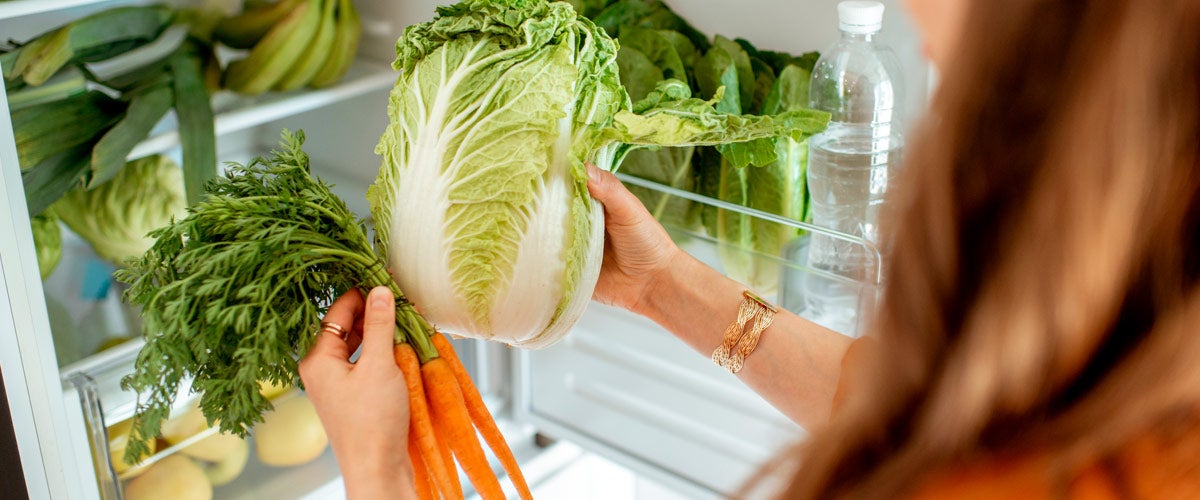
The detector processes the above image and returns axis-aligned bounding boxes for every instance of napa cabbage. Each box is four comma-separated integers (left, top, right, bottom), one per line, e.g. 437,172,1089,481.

370,0,828,348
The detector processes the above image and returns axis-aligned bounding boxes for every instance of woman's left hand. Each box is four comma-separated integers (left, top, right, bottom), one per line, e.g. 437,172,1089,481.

299,287,416,499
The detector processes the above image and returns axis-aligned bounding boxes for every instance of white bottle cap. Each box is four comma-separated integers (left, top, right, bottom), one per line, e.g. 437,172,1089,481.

838,1,885,34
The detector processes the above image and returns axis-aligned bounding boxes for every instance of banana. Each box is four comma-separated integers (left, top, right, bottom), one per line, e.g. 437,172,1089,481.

213,0,303,49
273,0,337,91
223,0,322,95
11,6,173,86
308,0,361,88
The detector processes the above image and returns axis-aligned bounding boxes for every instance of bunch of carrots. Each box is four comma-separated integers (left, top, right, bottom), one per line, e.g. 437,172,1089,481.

116,131,533,498
395,327,533,500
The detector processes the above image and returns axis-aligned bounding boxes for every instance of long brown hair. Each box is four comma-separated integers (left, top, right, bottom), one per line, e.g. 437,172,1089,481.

780,0,1200,497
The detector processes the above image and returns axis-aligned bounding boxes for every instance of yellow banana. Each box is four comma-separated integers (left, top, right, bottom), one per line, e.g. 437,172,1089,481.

308,0,361,88
273,0,337,91
223,0,322,95
213,0,303,50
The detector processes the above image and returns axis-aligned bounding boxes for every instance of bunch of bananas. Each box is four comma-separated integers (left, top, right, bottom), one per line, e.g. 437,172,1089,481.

215,0,362,95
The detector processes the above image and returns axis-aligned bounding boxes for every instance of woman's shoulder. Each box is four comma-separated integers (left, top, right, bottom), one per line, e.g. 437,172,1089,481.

906,414,1200,499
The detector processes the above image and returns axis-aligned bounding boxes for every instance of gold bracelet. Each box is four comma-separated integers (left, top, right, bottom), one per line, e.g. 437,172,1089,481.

712,291,778,374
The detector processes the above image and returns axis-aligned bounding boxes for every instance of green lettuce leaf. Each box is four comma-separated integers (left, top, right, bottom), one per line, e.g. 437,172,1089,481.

716,64,815,293
592,0,709,52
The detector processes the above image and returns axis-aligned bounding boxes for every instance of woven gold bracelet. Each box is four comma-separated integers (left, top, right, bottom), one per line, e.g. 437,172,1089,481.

712,290,778,374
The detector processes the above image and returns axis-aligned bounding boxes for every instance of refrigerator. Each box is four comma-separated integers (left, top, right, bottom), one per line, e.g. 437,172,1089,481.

0,0,930,498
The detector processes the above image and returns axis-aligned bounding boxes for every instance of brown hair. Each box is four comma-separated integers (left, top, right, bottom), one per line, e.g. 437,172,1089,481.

779,0,1200,497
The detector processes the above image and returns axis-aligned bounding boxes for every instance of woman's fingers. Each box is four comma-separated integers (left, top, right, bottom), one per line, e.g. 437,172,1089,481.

359,286,397,365
301,289,365,377
344,314,366,357
586,163,650,227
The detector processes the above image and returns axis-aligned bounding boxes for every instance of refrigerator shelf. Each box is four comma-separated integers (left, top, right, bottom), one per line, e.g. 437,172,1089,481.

127,58,398,161
0,0,128,21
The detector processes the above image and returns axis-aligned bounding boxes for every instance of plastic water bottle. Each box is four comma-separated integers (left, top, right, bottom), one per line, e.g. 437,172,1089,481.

802,0,904,334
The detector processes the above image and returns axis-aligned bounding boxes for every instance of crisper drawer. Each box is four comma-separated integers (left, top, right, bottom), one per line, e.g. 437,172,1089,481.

520,173,879,498
60,328,345,500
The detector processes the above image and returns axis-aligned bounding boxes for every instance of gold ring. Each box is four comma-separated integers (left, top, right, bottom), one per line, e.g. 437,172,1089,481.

320,322,348,341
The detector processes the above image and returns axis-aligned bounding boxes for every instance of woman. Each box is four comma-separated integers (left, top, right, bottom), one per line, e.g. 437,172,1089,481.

299,0,1200,497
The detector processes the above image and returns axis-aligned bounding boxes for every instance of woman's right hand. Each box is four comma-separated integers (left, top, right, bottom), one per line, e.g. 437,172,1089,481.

586,164,681,313
299,287,416,499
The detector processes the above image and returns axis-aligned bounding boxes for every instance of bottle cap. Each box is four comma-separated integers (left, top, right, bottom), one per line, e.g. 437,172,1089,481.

838,1,885,34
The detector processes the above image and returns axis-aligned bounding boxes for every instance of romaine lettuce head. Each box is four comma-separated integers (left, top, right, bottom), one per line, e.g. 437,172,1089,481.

371,0,828,348
55,155,187,265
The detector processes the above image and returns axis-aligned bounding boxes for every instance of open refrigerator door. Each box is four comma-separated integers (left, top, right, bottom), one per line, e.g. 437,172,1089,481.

0,0,928,498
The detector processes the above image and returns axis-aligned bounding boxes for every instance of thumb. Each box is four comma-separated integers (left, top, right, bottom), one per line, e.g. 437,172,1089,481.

359,286,397,364
586,163,650,226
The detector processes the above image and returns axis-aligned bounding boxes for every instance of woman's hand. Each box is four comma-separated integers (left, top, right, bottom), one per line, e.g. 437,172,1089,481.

586,164,682,314
299,287,416,499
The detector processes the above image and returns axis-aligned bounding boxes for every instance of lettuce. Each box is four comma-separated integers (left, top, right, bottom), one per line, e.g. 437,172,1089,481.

614,27,701,229
370,0,828,348
697,37,816,294
54,155,187,265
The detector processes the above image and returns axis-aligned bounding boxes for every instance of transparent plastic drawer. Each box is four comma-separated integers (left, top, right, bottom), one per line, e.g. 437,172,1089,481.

520,172,885,497
616,172,882,335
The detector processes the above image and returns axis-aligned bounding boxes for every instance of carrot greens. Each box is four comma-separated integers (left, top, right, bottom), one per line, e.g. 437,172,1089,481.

116,130,436,463
118,130,534,500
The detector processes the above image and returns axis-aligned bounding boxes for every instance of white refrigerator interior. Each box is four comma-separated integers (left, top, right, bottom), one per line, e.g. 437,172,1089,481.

0,0,928,498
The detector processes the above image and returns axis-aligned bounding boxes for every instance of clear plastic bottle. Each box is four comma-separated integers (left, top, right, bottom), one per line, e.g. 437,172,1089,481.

802,0,904,334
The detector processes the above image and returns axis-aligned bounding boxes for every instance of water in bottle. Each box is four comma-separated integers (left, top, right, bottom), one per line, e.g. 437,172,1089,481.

801,0,904,334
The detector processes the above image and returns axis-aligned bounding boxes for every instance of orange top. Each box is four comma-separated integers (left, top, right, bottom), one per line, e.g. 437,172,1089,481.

832,338,1200,499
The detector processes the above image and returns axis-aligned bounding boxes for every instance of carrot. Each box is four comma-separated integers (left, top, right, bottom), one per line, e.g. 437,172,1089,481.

395,343,463,500
432,333,533,500
408,433,436,500
430,409,459,496
423,357,506,500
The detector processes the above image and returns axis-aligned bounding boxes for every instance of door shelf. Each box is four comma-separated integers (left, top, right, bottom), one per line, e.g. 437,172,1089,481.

615,171,881,334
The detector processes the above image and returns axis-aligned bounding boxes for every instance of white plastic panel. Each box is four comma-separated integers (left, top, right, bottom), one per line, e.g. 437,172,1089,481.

0,53,94,500
522,304,804,497
0,255,51,499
